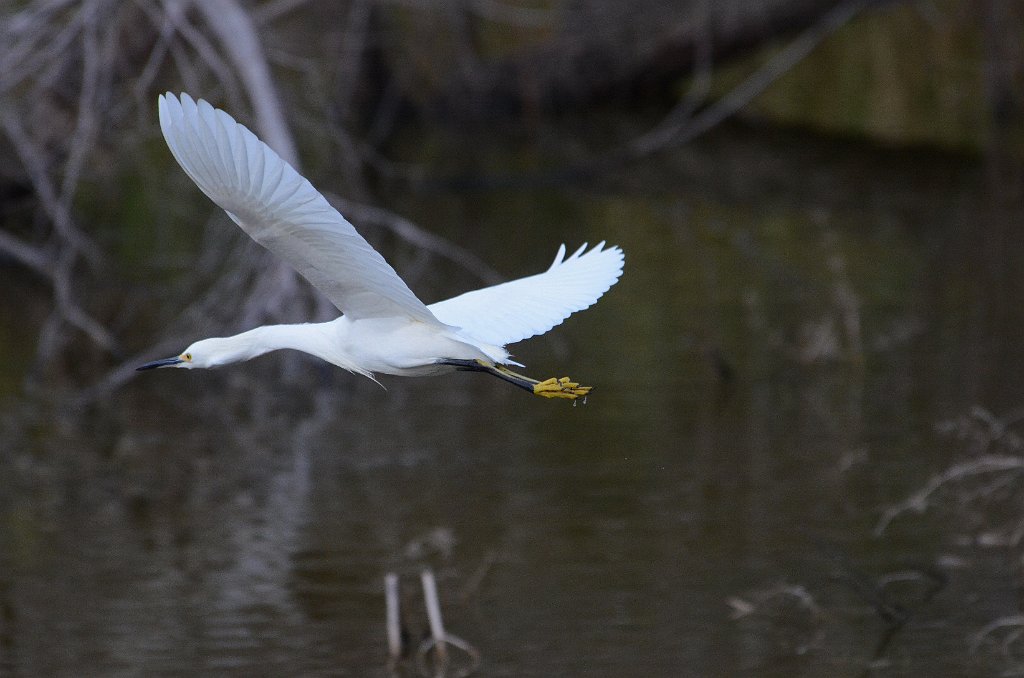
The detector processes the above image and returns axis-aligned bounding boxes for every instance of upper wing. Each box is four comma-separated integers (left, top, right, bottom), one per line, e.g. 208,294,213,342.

158,92,440,324
428,242,624,347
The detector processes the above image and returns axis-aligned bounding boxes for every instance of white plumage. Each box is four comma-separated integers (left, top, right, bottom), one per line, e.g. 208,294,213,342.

141,93,624,400
159,93,438,325
429,242,622,347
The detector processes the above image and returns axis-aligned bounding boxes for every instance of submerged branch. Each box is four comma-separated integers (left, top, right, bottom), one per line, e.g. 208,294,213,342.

874,455,1024,536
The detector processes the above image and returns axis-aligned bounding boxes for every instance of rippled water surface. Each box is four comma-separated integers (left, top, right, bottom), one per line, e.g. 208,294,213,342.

2,129,1023,676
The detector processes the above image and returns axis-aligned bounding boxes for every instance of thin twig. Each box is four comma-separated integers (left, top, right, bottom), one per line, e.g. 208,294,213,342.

457,550,497,605
59,0,102,207
133,0,179,107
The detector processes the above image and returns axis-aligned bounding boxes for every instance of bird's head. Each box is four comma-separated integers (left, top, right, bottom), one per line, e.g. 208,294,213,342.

136,338,225,371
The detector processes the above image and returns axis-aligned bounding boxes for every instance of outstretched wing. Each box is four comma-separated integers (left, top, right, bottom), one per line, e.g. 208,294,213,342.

428,243,624,347
158,92,440,324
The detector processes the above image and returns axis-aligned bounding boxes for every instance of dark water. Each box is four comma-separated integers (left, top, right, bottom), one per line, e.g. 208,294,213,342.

2,128,1023,676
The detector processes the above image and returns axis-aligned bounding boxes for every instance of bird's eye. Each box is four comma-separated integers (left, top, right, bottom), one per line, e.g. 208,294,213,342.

184,353,192,361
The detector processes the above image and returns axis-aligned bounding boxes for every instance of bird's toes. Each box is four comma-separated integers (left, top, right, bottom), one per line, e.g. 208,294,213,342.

533,376,592,400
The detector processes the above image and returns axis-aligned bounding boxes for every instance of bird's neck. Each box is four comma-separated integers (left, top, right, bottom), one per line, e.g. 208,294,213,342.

220,322,336,365
207,319,374,378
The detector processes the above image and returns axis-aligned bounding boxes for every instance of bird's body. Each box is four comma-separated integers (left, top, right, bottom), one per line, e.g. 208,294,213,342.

195,316,498,378
139,94,624,399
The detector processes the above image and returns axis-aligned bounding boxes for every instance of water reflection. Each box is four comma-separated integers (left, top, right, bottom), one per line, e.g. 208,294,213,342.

1,129,1023,676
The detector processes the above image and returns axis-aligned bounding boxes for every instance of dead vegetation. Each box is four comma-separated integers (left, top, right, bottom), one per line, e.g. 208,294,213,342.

876,406,1024,544
875,406,1024,673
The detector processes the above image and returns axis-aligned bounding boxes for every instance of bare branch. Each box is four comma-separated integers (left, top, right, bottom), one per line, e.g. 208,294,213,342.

194,0,299,166
133,0,180,107
326,193,502,284
0,230,50,276
158,0,244,109
0,112,102,264
59,0,102,208
327,0,375,196
51,246,118,352
0,1,83,96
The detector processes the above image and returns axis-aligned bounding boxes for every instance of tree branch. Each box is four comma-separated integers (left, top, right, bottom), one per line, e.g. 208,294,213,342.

193,0,299,166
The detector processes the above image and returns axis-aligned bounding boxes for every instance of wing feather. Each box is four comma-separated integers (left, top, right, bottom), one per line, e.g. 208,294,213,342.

428,243,624,347
158,92,440,324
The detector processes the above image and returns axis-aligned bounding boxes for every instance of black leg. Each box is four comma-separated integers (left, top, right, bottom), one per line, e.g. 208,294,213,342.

437,358,591,399
437,358,536,393
437,358,486,372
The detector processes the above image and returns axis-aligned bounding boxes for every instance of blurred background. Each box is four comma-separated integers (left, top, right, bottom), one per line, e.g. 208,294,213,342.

2,0,1024,675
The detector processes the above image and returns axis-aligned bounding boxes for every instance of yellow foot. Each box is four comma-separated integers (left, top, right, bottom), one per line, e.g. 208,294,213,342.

532,376,592,400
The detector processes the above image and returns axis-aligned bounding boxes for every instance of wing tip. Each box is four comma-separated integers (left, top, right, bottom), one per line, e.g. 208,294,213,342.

548,243,567,271
551,240,625,280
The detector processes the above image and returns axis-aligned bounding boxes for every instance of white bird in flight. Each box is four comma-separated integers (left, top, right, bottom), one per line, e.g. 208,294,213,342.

138,93,623,400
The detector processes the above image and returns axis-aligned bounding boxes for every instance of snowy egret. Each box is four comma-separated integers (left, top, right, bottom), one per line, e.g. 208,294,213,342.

137,93,624,400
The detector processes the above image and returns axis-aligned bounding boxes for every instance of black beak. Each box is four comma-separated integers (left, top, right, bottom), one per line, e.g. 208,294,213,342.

136,356,184,371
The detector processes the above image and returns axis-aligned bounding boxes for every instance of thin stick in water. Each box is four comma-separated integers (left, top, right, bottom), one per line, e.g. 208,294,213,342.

421,568,448,666
385,572,402,660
